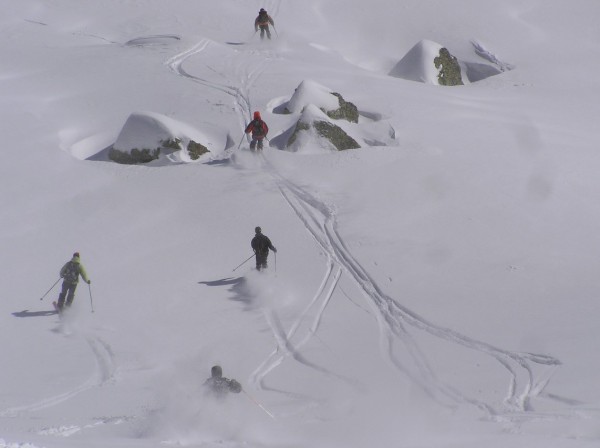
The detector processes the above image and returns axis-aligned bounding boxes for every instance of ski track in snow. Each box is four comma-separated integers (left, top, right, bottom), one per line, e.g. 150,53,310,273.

162,2,581,426
165,37,274,139
250,262,364,398
0,331,116,417
163,15,360,407
258,153,571,423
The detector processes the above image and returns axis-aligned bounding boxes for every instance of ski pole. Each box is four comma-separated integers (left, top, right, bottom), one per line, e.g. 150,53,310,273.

88,283,94,313
273,25,279,37
237,134,246,149
233,253,255,272
243,390,276,420
40,278,61,301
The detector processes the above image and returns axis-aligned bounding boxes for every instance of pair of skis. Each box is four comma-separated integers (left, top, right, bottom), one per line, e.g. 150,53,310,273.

39,278,95,314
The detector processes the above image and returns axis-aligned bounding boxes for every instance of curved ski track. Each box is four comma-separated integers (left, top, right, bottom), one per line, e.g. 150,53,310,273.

163,15,361,406
165,38,272,138
164,3,574,425
259,155,569,423
0,333,116,417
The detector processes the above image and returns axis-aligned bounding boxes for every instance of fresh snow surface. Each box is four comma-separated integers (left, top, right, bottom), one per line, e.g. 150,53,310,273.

389,39,445,84
2,1,600,447
281,79,340,115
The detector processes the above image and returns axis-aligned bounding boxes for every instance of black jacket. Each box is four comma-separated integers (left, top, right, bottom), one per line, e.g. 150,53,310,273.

251,233,275,255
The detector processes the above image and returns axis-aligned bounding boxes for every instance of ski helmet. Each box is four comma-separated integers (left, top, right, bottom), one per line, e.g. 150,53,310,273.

253,111,261,120
260,8,266,13
211,365,222,378
73,252,80,258
255,226,262,234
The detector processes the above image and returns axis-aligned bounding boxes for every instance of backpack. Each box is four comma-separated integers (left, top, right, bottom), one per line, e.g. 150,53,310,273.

63,261,80,283
251,119,265,136
258,12,269,25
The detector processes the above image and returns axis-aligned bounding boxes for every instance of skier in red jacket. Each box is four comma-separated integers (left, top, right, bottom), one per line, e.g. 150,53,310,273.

244,111,269,150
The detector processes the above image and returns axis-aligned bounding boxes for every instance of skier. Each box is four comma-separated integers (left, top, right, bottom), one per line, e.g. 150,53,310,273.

251,226,277,271
203,365,242,398
56,252,91,312
244,111,269,150
254,8,275,40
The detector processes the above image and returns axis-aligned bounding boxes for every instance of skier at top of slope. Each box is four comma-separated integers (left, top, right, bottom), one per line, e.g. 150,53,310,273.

255,8,275,40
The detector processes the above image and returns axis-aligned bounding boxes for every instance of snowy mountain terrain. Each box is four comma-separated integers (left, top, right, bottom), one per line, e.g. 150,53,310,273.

2,1,600,447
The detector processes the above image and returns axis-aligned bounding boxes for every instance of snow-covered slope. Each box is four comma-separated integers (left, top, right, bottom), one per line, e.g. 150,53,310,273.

2,1,600,447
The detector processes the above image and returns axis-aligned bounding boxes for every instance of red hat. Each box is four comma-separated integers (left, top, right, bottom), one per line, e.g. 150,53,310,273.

253,111,261,120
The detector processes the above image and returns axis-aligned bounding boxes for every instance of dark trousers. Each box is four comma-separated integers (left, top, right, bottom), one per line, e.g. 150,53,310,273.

255,252,269,270
250,137,264,150
259,25,271,40
57,281,77,309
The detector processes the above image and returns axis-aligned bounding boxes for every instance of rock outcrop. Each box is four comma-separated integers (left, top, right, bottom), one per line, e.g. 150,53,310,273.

282,80,358,123
108,112,214,164
434,47,464,86
286,105,360,151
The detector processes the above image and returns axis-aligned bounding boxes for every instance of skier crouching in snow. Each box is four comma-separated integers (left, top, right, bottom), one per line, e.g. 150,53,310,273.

244,111,269,150
203,365,242,398
255,8,275,40
251,226,277,271
56,252,91,312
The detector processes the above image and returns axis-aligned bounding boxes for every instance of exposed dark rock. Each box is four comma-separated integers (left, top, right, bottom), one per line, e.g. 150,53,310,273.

324,93,359,123
187,140,209,160
434,48,464,86
161,138,182,150
313,121,360,150
108,147,161,164
287,115,360,151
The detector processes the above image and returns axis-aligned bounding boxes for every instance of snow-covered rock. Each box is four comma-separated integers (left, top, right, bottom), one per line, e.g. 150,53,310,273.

390,39,505,85
110,112,229,164
388,39,445,85
286,104,360,152
280,80,358,122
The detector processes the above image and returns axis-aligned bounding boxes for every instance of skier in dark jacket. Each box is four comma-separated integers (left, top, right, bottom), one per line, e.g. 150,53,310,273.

203,365,242,398
244,111,269,150
56,252,91,311
254,8,275,40
251,226,277,271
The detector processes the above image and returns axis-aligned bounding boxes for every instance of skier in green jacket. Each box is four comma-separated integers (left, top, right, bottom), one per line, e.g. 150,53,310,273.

56,252,90,312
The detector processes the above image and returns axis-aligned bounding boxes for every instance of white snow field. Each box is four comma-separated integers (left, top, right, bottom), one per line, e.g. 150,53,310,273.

2,1,600,447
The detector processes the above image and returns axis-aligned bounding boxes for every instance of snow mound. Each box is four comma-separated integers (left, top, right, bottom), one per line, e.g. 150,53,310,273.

390,39,507,85
111,112,230,164
389,39,444,85
286,104,360,153
281,79,340,114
